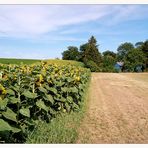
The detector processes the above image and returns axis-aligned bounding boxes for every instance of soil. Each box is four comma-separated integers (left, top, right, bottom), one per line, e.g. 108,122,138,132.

77,73,148,144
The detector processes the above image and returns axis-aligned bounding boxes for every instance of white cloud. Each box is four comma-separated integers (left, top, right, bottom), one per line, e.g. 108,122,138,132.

0,5,148,40
0,5,111,38
104,5,148,26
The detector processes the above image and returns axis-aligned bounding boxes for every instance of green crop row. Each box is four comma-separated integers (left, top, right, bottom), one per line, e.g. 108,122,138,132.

0,58,41,65
0,62,90,143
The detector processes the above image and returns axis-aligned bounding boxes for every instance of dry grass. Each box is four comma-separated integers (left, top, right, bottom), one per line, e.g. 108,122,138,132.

77,73,148,144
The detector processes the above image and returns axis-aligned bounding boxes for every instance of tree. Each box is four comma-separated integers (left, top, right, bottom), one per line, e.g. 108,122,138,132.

101,50,116,72
135,40,148,70
124,48,146,72
62,46,79,60
102,50,116,58
141,40,148,54
135,42,143,48
141,40,148,69
79,36,102,66
117,42,134,61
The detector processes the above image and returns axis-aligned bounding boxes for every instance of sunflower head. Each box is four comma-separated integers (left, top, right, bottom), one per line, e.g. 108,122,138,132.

0,84,7,96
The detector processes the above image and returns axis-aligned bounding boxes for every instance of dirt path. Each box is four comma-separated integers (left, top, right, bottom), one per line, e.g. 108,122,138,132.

77,73,148,144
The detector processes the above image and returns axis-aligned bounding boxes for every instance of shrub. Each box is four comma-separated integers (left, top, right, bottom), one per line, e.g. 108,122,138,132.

84,60,100,72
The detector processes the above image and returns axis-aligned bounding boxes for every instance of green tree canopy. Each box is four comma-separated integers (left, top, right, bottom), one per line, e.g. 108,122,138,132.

117,42,134,60
135,41,143,48
102,50,116,58
101,50,116,72
80,36,102,66
135,40,148,69
124,48,146,71
62,46,79,61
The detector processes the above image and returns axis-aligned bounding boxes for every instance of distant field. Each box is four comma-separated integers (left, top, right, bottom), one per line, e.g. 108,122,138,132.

45,59,85,67
0,58,85,67
0,58,41,65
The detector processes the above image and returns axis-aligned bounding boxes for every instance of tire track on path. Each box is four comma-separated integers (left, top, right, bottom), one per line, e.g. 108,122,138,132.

77,73,148,143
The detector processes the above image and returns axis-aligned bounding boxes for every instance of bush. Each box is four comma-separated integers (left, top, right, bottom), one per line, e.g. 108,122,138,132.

84,60,101,72
101,66,117,73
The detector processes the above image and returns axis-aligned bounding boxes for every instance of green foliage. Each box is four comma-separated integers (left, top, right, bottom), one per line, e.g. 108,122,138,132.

101,51,116,72
0,62,90,143
44,59,85,67
2,107,17,122
135,42,143,48
0,58,40,65
84,60,100,72
116,41,147,72
61,36,102,72
20,108,30,118
117,42,134,60
0,119,12,131
102,50,116,58
80,36,102,66
61,36,147,73
62,46,80,61
124,48,146,72
26,80,90,144
141,40,148,70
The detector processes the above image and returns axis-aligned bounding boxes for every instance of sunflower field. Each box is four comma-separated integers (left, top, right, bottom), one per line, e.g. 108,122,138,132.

0,61,90,143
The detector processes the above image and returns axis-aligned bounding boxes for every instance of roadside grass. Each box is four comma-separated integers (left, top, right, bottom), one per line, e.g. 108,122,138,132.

26,79,90,144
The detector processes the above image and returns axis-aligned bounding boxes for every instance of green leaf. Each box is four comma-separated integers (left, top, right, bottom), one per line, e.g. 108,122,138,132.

79,91,83,96
20,124,27,133
0,98,8,110
11,85,19,92
38,86,48,93
44,84,50,90
0,119,12,131
24,120,35,126
48,87,57,94
9,97,20,104
19,108,30,117
61,87,68,92
67,96,73,103
71,87,78,93
2,107,17,122
73,103,79,109
43,94,54,104
54,97,66,102
65,103,70,112
23,91,37,99
67,77,73,82
60,97,66,102
79,84,84,90
7,89,15,96
56,81,65,87
36,100,48,112
11,126,21,133
49,108,56,115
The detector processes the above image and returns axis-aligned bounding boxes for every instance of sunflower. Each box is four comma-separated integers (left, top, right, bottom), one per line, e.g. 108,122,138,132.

0,84,6,96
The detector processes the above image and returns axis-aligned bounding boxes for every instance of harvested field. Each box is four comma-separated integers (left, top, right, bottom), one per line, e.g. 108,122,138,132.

77,73,148,144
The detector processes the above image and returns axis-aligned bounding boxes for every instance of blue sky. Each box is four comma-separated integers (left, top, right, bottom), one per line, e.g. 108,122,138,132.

0,5,148,59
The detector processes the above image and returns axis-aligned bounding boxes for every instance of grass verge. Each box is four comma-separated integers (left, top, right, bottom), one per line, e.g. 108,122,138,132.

26,79,91,144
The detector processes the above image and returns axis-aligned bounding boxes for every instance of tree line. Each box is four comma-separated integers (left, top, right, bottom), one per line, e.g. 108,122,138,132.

62,36,148,72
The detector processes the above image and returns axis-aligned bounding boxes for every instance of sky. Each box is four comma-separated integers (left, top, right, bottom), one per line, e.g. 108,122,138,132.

0,5,148,59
